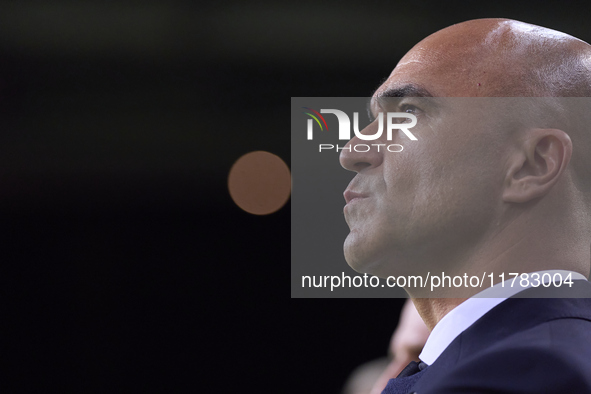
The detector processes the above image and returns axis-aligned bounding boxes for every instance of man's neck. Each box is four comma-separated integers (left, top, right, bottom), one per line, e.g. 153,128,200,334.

405,205,590,329
411,297,466,331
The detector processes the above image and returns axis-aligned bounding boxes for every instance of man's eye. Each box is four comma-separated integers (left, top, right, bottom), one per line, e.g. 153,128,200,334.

396,104,421,124
400,104,420,114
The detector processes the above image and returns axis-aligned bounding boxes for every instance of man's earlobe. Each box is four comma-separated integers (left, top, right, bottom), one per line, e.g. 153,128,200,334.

502,129,572,204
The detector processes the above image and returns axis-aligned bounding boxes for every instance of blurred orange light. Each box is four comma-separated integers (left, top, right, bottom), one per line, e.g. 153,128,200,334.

228,151,291,215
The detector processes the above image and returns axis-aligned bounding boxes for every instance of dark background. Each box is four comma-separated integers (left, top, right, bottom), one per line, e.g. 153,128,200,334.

3,1,591,392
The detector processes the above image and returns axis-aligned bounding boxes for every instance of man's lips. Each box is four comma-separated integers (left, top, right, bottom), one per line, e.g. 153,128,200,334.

344,190,369,205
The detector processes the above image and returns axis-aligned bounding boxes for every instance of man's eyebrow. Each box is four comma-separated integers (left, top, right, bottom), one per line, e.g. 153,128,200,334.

375,84,434,98
367,84,434,120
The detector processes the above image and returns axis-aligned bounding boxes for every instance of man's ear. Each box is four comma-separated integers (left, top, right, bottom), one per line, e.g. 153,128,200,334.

503,129,572,204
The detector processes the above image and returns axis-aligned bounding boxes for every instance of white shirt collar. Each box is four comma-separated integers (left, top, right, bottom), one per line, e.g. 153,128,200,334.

418,270,587,365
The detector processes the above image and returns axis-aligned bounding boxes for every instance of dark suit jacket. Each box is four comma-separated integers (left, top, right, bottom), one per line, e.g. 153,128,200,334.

383,280,591,393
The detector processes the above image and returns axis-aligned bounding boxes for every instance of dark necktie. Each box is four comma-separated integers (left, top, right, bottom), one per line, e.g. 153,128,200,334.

396,360,429,378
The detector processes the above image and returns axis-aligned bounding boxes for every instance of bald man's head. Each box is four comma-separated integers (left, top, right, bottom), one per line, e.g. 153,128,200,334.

376,18,591,198
379,18,591,97
341,19,591,281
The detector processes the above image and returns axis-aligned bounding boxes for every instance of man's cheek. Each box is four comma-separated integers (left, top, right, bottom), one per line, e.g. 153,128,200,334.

384,156,421,190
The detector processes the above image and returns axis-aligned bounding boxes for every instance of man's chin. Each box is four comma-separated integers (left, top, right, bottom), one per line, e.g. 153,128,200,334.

344,236,418,279
344,236,383,276
343,234,362,270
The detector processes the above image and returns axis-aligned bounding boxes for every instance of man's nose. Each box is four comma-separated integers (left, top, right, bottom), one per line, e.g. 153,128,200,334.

339,123,384,173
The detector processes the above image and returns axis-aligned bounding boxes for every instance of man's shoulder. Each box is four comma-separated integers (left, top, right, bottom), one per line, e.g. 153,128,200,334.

414,295,591,393
458,295,591,386
429,337,591,393
477,316,591,371
487,313,591,352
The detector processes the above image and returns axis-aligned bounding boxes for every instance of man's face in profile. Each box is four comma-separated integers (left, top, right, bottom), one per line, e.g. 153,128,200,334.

339,27,516,278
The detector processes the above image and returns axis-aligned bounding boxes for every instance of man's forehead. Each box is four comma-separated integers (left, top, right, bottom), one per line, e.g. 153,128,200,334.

372,69,464,99
372,44,480,98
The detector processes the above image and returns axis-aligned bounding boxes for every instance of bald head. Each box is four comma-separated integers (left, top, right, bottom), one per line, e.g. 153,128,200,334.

378,18,591,97
375,18,591,198
342,19,591,282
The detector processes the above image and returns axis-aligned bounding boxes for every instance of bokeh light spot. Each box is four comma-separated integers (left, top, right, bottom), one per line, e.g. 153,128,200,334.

228,151,291,215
